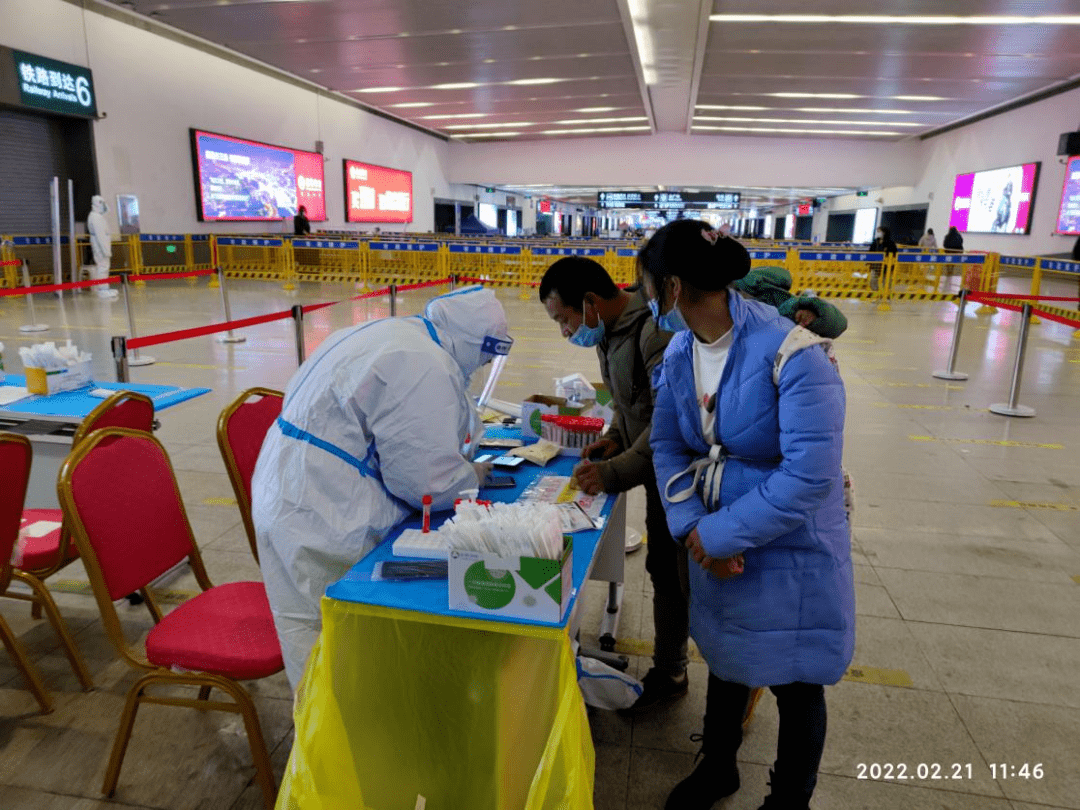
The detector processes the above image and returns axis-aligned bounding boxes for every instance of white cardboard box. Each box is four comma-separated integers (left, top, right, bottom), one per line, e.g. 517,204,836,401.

448,535,572,623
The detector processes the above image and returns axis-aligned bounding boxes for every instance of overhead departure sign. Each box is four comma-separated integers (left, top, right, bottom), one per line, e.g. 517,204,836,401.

11,49,96,118
597,190,741,210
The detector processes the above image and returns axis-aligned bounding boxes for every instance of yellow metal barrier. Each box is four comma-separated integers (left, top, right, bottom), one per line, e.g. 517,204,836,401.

367,239,443,286
448,243,527,288
291,237,366,286
215,236,289,281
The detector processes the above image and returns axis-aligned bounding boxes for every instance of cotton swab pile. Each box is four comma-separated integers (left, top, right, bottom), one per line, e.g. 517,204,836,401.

540,415,605,449
442,500,565,560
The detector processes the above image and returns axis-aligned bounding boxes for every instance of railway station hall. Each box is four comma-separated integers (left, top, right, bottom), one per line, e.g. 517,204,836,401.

1,2,1079,809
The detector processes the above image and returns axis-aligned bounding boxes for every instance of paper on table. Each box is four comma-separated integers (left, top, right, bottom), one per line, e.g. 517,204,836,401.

0,386,32,406
522,475,608,524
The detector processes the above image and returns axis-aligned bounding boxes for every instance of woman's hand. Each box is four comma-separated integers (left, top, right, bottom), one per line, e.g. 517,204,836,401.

686,528,745,579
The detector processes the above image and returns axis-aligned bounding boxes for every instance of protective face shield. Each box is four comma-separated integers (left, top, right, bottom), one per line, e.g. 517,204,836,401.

424,286,513,379
91,195,107,214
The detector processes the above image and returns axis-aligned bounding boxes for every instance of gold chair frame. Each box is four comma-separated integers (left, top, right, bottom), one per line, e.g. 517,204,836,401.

58,428,277,809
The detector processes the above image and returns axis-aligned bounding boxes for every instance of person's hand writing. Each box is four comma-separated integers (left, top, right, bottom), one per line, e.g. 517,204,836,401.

582,437,620,461
572,460,606,496
793,308,818,328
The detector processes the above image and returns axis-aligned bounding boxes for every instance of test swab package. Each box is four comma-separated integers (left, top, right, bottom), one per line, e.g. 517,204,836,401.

445,501,573,622
20,340,92,394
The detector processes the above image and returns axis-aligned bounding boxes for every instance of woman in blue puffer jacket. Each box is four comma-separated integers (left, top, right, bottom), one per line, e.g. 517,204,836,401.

641,220,854,810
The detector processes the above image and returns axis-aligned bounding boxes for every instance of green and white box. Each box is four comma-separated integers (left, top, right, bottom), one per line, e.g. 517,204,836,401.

520,395,589,439
448,535,573,623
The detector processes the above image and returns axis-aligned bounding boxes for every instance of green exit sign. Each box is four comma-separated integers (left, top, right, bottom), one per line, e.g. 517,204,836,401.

856,190,869,197
485,187,495,193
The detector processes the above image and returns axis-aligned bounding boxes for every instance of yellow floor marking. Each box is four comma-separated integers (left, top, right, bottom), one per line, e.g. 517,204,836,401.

873,402,953,410
203,496,238,506
496,380,523,387
867,380,965,390
989,500,1077,511
52,580,197,604
613,636,911,686
910,435,1063,449
1072,575,1080,585
844,666,914,688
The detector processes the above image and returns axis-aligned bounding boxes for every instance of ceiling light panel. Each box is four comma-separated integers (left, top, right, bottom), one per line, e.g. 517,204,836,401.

709,14,1080,26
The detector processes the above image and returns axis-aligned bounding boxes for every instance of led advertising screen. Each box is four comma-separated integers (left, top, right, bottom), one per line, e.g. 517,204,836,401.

1054,155,1080,235
948,162,1039,234
344,160,413,223
190,129,325,222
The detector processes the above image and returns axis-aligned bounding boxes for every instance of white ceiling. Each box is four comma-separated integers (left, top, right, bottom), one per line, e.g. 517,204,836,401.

101,0,1080,206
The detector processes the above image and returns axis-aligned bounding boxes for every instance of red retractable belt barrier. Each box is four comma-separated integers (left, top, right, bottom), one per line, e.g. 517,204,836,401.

0,277,111,297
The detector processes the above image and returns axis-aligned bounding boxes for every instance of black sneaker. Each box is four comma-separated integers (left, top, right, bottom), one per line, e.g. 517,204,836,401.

618,667,688,717
665,756,740,810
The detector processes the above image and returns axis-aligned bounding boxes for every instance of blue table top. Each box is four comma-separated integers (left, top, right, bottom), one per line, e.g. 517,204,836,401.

0,374,211,417
326,428,612,630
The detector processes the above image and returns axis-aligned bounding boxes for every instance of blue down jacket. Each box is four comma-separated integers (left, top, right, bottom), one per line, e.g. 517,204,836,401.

650,291,854,687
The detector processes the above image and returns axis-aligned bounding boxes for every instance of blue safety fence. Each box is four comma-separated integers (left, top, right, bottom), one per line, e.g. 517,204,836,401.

369,241,440,252
293,239,361,250
448,244,524,255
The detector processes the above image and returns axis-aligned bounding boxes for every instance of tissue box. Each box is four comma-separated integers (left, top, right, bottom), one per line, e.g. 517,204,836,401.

25,360,92,395
521,395,590,439
448,535,572,622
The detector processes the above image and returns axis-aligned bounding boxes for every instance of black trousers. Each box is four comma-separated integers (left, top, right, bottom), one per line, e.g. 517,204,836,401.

704,674,827,800
643,476,690,676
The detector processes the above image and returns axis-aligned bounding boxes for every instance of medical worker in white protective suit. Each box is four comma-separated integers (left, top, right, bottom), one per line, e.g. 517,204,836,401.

86,195,118,299
252,286,513,688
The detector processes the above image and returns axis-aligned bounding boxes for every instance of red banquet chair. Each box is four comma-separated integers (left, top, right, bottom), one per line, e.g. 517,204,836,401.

19,390,156,620
58,427,282,809
1,433,95,710
216,387,284,563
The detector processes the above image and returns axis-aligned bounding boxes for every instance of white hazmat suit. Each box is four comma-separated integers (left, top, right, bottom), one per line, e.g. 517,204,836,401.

252,287,513,688
86,195,118,299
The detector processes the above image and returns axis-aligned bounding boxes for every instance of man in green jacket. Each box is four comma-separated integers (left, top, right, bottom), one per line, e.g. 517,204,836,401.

540,257,689,714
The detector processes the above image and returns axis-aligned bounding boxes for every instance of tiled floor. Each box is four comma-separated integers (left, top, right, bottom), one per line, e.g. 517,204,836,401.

1,271,1079,809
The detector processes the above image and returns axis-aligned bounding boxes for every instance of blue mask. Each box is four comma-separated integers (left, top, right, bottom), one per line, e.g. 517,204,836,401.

658,304,689,333
647,298,660,321
569,319,604,347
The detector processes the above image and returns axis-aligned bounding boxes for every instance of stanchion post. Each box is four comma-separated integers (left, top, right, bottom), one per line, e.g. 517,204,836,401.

389,283,397,316
449,273,457,291
111,335,130,383
216,266,246,343
1028,259,1043,325
18,260,49,333
932,289,970,381
990,302,1036,417
121,273,155,367
291,304,305,365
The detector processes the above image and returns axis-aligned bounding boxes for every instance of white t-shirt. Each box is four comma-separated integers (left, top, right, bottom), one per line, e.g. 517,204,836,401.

693,328,733,444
